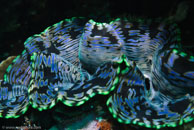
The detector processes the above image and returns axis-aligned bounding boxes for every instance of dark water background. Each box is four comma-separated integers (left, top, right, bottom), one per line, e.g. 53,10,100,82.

0,0,194,130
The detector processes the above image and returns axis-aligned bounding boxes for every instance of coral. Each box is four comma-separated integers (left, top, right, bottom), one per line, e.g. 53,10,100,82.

97,120,112,130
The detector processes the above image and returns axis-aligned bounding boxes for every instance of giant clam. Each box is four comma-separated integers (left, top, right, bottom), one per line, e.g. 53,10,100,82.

0,17,194,129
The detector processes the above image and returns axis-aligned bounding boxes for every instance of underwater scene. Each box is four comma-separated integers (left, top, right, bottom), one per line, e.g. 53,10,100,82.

0,0,194,130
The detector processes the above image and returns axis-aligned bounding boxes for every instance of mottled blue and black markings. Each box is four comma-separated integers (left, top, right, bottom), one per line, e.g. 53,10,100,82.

4,50,31,86
0,17,194,129
152,45,194,99
107,58,194,128
0,81,28,118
